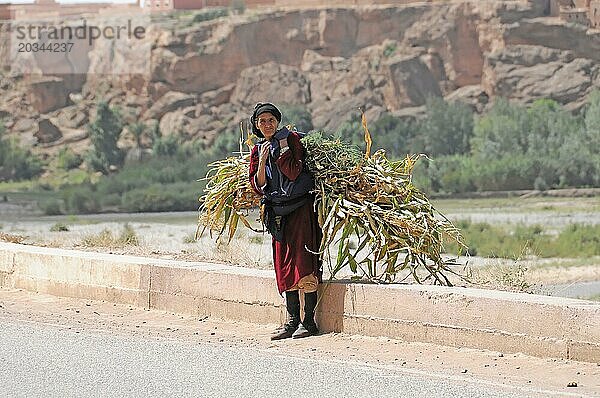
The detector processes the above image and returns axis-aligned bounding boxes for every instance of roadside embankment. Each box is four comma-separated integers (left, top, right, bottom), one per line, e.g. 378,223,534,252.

0,242,598,363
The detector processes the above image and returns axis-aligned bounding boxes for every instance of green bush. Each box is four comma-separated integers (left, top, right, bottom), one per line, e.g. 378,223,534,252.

0,122,44,181
335,113,365,147
231,0,245,14
417,97,474,156
550,224,600,257
56,147,82,170
152,133,180,157
85,101,124,174
470,155,539,191
42,200,63,216
445,221,600,259
62,185,101,214
50,222,69,232
128,121,146,150
471,98,529,160
55,141,215,214
445,221,543,259
383,42,397,57
100,193,122,208
192,7,228,23
370,113,415,159
414,155,476,194
469,97,598,190
121,182,200,212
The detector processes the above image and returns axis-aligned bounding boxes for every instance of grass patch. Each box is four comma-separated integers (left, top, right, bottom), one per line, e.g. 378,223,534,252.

470,261,531,292
446,221,600,259
0,232,27,244
183,232,196,244
445,221,540,259
550,224,600,257
81,224,139,247
586,294,600,302
433,197,600,214
527,257,600,270
0,180,36,192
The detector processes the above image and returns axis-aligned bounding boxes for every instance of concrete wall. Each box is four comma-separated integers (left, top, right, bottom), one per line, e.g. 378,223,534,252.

1,242,599,363
591,0,600,27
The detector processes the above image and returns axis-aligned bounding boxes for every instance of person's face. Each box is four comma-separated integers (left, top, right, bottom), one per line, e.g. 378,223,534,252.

256,112,278,139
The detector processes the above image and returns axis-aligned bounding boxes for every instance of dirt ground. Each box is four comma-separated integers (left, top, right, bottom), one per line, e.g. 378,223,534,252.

1,288,598,397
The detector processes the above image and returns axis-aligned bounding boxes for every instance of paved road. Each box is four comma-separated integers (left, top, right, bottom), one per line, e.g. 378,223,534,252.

0,319,529,398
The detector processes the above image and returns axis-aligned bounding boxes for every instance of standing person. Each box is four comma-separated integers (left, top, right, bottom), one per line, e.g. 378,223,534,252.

248,102,322,340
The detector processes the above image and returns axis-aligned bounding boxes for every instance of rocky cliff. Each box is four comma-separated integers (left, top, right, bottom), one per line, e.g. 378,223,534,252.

1,0,600,160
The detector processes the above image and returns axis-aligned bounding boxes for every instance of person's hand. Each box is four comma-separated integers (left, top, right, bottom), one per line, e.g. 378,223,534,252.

259,142,271,166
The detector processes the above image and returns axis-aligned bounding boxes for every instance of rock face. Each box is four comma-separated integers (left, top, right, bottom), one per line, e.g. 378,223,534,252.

483,45,600,109
301,47,387,131
143,91,197,120
2,1,600,158
386,51,442,108
231,62,311,107
35,119,62,144
53,106,88,130
28,78,72,114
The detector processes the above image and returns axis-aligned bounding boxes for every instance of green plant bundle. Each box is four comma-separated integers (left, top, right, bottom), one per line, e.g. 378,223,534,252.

196,153,260,242
198,118,467,285
301,131,465,285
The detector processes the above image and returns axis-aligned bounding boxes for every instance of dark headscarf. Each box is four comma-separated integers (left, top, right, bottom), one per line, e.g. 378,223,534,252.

250,102,282,138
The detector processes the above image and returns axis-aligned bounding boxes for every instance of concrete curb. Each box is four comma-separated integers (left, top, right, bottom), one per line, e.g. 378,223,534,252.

1,242,598,363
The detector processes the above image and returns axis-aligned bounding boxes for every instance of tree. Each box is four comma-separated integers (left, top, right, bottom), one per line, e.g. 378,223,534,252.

524,99,582,188
127,121,147,162
369,113,416,159
152,134,180,157
335,112,364,147
279,104,314,133
85,101,124,174
584,89,600,151
556,90,600,187
0,120,44,181
129,122,146,150
231,0,245,14
418,97,474,157
471,98,529,160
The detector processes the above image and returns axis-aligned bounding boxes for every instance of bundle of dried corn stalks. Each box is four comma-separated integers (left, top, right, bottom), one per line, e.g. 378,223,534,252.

196,141,259,242
198,117,467,285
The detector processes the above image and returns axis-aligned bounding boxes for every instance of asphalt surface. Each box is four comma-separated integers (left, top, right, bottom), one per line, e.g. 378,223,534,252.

0,319,530,398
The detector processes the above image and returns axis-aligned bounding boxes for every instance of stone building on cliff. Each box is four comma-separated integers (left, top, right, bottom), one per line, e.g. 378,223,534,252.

0,0,140,20
549,0,600,28
143,0,447,12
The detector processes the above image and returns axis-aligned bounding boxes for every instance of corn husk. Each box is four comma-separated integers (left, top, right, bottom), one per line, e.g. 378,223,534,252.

198,117,467,285
196,125,261,242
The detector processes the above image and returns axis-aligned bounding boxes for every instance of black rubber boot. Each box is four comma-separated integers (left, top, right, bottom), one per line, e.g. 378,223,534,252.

271,290,300,340
292,291,319,339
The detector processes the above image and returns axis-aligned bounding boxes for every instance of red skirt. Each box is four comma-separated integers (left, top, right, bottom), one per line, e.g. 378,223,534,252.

271,198,323,294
